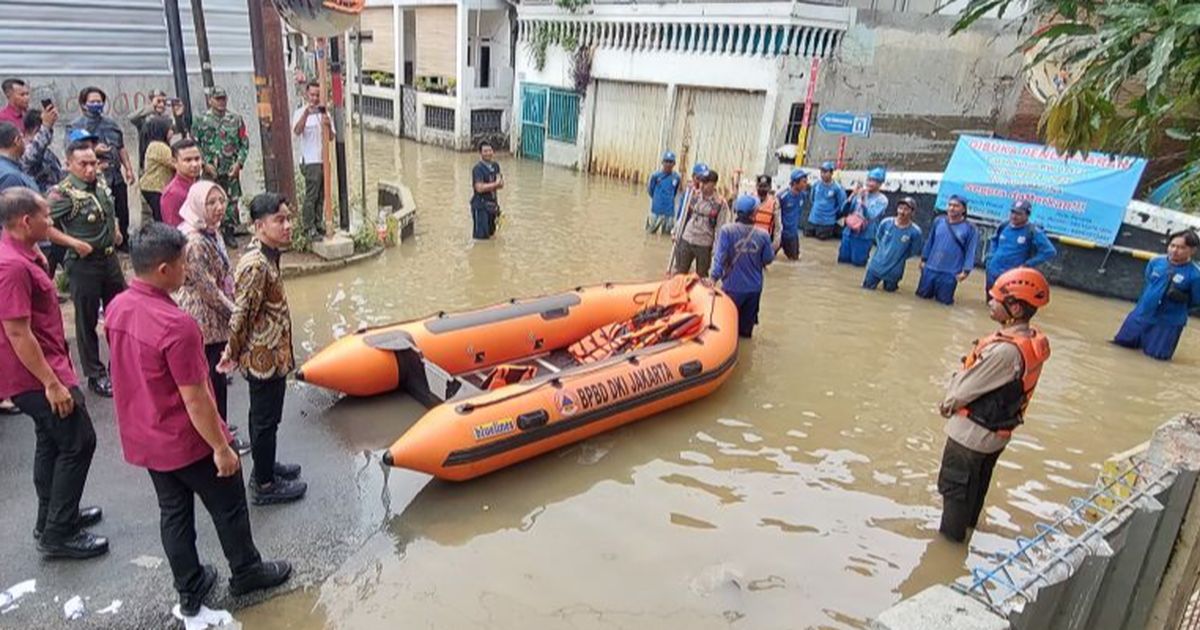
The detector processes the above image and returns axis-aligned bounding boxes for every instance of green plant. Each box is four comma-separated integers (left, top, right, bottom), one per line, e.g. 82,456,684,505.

554,0,588,12
528,23,581,72
351,217,380,253
290,168,311,253
950,0,1200,209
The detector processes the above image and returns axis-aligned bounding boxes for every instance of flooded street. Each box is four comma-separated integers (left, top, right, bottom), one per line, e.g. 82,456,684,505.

240,134,1200,629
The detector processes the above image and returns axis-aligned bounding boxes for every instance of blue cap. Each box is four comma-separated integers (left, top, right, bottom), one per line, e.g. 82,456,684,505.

68,129,98,143
820,161,836,172
867,167,887,183
662,150,677,163
1011,199,1032,214
733,194,758,215
948,194,968,209
790,169,808,183
692,162,710,177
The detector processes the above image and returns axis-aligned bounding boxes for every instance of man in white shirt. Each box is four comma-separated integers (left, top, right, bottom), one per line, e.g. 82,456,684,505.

291,81,332,241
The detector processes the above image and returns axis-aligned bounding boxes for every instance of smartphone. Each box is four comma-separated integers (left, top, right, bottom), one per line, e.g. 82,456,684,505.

317,105,327,114
41,98,53,109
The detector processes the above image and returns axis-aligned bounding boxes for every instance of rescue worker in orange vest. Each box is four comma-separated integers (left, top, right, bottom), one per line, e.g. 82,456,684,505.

936,267,1051,542
751,175,782,253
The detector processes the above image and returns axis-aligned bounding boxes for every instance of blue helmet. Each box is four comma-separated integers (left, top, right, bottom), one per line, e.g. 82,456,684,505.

662,150,677,163
790,169,808,183
68,129,99,143
820,161,837,172
867,167,887,183
692,162,710,177
1011,199,1032,214
733,194,759,216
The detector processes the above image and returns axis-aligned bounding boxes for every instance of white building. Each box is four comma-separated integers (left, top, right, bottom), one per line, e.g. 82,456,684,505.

511,1,854,184
350,0,515,150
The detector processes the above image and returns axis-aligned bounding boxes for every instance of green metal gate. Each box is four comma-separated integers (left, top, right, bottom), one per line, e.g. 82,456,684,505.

521,84,547,160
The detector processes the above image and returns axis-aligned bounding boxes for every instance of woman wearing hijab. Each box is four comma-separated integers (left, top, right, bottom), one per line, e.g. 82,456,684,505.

174,181,247,452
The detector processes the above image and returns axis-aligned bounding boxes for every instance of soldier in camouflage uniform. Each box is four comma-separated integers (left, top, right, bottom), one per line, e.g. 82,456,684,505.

49,143,127,398
193,87,248,249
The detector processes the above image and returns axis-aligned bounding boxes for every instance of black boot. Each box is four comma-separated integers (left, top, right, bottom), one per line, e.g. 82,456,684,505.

38,530,109,560
229,560,292,597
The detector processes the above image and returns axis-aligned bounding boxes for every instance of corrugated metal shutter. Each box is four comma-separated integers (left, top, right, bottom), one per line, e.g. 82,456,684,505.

0,0,251,75
668,86,765,187
359,6,395,73
588,79,667,182
415,6,457,79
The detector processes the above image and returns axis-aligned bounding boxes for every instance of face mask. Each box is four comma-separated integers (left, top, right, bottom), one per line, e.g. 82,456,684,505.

85,103,104,116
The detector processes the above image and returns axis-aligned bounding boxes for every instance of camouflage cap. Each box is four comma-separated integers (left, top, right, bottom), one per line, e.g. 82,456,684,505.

209,87,228,99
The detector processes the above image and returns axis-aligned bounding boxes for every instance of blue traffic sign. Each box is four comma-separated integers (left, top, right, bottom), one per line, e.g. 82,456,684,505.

817,112,872,137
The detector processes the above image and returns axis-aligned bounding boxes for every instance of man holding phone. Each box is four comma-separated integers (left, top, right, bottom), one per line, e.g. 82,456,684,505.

292,81,332,242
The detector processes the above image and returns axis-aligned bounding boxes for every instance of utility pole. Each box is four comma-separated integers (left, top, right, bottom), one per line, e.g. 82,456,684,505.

246,0,295,202
330,36,351,231
162,0,194,129
190,0,216,93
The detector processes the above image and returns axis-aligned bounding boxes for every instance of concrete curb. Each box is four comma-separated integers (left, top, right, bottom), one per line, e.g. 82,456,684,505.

280,246,385,279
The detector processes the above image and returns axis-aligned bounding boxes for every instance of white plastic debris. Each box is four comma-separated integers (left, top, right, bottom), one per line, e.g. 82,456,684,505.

63,595,85,620
172,604,238,629
0,580,36,613
97,600,122,615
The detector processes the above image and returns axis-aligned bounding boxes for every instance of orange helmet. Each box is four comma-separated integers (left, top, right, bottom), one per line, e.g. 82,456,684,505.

989,268,1050,308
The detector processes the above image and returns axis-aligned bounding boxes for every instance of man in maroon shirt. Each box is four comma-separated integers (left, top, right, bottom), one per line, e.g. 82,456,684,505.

0,188,108,559
0,78,30,128
159,138,204,227
106,222,291,617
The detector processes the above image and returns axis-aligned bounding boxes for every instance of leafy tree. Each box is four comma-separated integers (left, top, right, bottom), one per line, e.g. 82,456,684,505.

951,0,1200,209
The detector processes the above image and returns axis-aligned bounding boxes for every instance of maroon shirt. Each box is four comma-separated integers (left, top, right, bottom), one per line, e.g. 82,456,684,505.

106,279,231,472
160,174,194,227
0,104,24,129
0,232,77,399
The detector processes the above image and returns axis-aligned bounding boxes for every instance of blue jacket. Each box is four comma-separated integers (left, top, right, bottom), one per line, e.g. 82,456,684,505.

1132,256,1200,327
0,155,38,192
777,187,809,236
843,191,889,242
986,222,1057,278
647,170,681,217
808,180,846,227
867,218,923,281
922,216,979,275
711,221,774,293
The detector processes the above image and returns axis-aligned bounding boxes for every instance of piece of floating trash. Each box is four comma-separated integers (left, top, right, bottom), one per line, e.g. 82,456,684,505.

63,595,84,620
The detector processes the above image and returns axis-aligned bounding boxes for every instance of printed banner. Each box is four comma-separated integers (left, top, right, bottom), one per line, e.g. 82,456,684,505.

935,136,1147,246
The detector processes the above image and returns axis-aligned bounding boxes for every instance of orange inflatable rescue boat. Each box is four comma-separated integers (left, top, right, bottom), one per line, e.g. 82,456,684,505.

298,275,738,480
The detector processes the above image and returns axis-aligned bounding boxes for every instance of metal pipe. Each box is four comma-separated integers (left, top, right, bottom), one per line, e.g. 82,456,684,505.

355,27,367,223
330,36,351,231
189,0,216,92
162,0,194,130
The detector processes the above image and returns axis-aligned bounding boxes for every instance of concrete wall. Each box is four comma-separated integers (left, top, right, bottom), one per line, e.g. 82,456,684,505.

804,10,1024,171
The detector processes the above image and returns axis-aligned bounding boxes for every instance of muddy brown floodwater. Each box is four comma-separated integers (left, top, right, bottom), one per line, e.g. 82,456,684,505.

237,134,1200,629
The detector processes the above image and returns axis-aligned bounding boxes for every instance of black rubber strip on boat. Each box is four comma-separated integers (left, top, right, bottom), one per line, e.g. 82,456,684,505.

441,350,738,468
423,294,582,334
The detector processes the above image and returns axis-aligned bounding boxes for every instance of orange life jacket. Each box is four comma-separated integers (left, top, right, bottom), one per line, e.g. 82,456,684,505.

480,364,539,390
568,306,702,364
956,327,1051,434
752,195,777,236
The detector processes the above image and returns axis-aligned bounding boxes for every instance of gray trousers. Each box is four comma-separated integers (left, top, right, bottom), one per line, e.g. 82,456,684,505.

301,163,324,236
672,241,713,278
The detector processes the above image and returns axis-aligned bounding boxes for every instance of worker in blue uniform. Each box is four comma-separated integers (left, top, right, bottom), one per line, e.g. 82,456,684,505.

646,150,681,235
804,161,846,240
837,166,888,267
863,196,923,292
916,195,980,305
1113,230,1200,361
984,200,1057,296
711,194,775,338
776,169,809,260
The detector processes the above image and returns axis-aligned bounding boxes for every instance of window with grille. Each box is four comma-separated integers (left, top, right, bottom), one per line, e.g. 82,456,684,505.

424,105,455,131
471,109,503,135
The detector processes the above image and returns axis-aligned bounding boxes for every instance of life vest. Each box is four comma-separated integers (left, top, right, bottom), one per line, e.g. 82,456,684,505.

956,327,1051,434
752,195,777,236
568,305,702,364
480,364,539,390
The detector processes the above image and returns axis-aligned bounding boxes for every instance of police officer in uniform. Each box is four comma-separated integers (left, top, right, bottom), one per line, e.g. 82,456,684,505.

48,141,126,398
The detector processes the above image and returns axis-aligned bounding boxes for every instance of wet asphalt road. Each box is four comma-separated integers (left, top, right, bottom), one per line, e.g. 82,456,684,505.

0,369,382,629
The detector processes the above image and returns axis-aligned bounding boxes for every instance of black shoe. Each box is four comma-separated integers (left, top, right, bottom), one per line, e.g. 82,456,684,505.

273,462,301,480
88,376,113,398
229,560,292,597
251,478,307,505
33,506,103,540
231,436,252,456
180,564,218,617
38,530,109,560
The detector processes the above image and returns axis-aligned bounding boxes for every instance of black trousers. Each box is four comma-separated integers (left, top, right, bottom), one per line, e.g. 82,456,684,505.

38,242,66,282
68,254,126,379
937,437,1004,542
142,190,163,223
12,387,96,543
148,456,262,598
247,377,287,485
111,180,130,245
204,343,228,423
301,163,324,237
